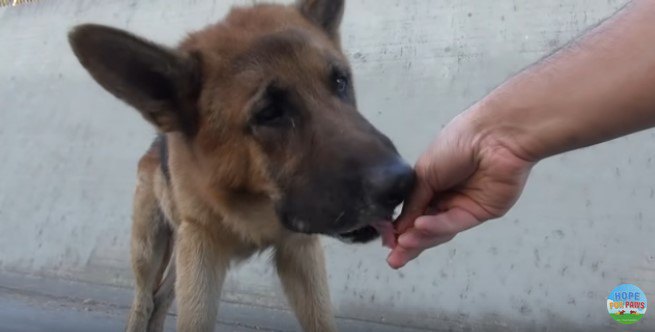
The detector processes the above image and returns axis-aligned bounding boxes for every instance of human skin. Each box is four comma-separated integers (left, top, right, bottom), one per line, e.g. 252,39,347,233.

388,0,655,269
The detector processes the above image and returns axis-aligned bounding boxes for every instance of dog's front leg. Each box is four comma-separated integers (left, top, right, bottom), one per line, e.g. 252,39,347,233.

175,222,228,332
275,235,336,332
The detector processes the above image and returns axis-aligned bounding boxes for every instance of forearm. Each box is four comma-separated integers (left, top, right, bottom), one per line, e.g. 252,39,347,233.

471,0,655,161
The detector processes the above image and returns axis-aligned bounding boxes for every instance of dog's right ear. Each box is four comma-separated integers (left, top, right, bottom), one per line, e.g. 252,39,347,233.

68,24,200,134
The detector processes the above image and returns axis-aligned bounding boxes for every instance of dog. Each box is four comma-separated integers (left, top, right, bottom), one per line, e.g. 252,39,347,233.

68,0,414,331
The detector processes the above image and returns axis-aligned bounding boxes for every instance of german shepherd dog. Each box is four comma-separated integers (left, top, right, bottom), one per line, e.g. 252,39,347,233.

68,0,414,331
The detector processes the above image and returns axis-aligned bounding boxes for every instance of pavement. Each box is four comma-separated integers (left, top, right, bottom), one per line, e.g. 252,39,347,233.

0,288,269,332
0,272,433,332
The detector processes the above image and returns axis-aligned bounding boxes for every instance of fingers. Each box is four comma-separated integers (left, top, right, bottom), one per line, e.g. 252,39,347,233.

387,228,455,269
387,207,483,269
396,226,455,249
394,179,434,234
387,246,423,269
413,208,481,237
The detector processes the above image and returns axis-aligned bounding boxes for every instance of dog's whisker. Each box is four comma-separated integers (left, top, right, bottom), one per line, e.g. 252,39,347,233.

334,211,345,224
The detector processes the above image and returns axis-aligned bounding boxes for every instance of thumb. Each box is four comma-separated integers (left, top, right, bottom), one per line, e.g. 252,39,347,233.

394,179,434,234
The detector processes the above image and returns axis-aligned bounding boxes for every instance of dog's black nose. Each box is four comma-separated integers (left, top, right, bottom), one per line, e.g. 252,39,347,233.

366,160,415,209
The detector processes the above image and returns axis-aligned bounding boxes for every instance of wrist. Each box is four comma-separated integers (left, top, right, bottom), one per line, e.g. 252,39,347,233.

465,93,545,164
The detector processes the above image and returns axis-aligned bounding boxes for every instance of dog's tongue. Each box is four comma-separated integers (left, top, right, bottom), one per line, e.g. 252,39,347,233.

372,221,396,249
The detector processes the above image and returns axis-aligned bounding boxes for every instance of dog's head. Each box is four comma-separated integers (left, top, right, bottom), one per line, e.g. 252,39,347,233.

68,0,414,243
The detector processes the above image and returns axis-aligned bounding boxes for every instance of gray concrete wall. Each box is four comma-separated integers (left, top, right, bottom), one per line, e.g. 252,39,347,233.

1,0,653,330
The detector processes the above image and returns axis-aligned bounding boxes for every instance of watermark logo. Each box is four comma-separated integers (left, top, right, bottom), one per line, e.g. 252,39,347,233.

607,284,647,325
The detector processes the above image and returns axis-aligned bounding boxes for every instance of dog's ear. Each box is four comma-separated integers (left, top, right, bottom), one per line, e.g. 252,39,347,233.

68,24,200,134
296,0,344,40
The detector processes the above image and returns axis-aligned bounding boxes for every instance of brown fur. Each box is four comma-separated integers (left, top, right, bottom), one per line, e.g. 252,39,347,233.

69,1,413,331
125,5,339,331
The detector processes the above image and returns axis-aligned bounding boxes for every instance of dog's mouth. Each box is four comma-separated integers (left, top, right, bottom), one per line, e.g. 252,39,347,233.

370,221,397,248
336,219,397,248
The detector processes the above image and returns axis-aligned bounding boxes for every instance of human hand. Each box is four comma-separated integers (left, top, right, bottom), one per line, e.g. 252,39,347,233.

385,0,655,269
387,108,535,269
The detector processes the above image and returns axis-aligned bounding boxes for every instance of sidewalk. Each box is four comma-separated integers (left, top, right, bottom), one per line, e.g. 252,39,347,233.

0,272,433,332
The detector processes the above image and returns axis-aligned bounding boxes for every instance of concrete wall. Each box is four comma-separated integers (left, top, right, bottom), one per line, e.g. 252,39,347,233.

1,0,653,330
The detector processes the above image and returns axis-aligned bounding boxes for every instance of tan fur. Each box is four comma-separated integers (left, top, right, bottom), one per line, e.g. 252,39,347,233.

125,135,337,332
67,1,368,331
121,5,344,332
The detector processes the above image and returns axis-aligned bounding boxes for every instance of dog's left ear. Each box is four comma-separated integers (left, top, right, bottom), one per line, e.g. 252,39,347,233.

297,0,344,40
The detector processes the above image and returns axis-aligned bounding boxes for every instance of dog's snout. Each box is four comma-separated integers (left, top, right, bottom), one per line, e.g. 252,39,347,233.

367,160,415,209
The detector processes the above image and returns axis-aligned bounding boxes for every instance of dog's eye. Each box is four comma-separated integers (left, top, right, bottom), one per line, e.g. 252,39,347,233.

334,75,349,98
254,104,285,126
